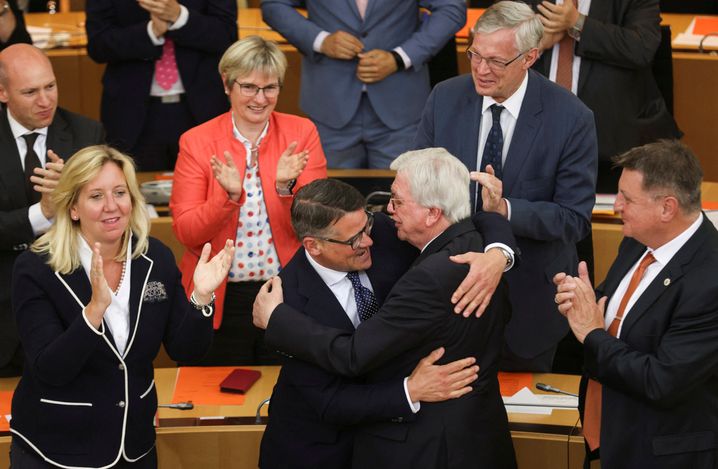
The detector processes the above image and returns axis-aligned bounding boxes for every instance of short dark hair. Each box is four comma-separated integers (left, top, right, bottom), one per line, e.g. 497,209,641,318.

291,179,366,239
612,139,703,213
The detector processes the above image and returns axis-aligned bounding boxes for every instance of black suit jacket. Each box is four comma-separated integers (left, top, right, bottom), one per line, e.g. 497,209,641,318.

266,219,517,469
85,0,236,152
0,0,32,50
532,0,680,192
10,238,213,468
259,221,415,469
0,106,103,370
579,216,718,468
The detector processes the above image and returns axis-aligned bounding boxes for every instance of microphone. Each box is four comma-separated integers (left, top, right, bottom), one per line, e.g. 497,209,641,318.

255,397,271,424
158,401,194,410
536,383,578,398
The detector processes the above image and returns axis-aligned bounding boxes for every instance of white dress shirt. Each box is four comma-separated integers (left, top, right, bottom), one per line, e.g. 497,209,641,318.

7,111,52,236
475,71,529,220
604,213,703,337
305,251,420,412
79,235,133,355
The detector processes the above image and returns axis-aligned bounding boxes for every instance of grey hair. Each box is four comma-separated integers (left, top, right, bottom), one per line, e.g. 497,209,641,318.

472,1,543,52
390,148,470,224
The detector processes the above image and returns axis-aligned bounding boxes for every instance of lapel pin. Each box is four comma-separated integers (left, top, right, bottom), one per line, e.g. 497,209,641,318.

663,278,671,286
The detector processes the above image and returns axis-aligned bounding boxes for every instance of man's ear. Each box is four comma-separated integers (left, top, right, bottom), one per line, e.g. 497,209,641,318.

425,207,443,227
523,47,539,69
303,237,321,257
0,84,9,104
660,196,680,222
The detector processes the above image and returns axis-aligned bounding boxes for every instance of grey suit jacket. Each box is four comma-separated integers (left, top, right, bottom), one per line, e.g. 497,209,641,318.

261,0,466,130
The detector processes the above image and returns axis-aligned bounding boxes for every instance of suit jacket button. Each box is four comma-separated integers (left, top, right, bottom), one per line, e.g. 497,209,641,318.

117,401,125,408
361,32,368,38
392,417,403,423
118,364,125,371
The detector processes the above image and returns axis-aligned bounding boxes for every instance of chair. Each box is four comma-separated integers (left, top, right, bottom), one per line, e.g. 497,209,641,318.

702,181,718,202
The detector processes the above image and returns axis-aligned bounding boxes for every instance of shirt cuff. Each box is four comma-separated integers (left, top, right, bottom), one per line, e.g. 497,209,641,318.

313,31,330,53
168,5,188,30
403,377,421,413
393,46,411,70
81,307,105,335
147,21,165,45
484,243,515,271
28,203,52,236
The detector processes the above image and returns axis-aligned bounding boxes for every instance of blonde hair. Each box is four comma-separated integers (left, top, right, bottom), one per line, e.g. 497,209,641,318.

218,35,287,89
32,145,150,273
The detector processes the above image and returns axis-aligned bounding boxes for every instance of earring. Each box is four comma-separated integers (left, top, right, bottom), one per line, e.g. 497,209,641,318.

71,215,78,221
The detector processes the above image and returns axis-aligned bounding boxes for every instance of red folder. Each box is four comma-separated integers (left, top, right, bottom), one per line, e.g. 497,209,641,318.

219,368,262,394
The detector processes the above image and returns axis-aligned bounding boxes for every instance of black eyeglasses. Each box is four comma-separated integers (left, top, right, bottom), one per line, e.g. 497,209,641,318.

315,210,374,250
465,48,527,72
234,80,282,98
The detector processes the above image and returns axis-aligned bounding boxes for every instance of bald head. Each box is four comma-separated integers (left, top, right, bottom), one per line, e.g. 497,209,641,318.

0,44,58,130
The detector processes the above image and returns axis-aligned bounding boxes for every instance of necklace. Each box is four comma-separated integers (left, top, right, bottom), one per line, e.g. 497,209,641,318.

113,260,127,295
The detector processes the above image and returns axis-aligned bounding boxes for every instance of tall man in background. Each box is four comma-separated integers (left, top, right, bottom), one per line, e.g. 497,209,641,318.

415,1,597,371
531,0,681,194
261,0,466,169
0,44,103,376
86,0,236,171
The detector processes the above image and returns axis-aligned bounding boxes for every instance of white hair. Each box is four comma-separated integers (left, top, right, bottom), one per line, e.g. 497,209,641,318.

390,148,470,224
472,1,543,52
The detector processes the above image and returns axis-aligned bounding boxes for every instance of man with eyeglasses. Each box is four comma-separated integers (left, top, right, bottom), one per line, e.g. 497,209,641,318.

414,1,598,372
255,148,518,468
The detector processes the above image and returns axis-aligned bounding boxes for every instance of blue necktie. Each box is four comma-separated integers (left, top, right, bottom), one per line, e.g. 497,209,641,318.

346,271,378,322
480,104,504,180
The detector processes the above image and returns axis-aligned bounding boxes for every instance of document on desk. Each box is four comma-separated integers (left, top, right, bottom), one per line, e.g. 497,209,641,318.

673,17,718,49
503,387,578,415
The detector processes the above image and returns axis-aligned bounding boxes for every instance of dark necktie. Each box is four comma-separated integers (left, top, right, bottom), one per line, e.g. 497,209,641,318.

480,104,504,180
346,271,378,322
23,133,42,204
583,252,656,451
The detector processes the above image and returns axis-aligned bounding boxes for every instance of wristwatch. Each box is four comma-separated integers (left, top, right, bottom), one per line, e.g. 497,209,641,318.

190,291,216,317
276,178,296,196
568,13,586,41
0,2,10,17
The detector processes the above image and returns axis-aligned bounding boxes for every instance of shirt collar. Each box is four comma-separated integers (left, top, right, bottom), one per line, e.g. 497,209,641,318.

78,233,133,277
231,113,269,148
650,213,704,267
482,71,529,120
7,110,49,140
305,250,355,288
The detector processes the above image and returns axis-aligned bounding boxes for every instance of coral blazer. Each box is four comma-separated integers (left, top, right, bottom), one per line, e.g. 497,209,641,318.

170,111,327,327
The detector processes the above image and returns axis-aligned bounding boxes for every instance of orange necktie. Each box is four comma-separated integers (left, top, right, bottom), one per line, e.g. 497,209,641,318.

556,0,578,90
582,252,656,451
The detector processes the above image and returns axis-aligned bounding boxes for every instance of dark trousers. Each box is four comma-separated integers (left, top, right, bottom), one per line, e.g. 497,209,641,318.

184,281,282,366
10,439,157,468
129,96,194,172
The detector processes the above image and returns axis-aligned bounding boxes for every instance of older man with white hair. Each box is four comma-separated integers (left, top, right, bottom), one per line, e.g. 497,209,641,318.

254,147,517,469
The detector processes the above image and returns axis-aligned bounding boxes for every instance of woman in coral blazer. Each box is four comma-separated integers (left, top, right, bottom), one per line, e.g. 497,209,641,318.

170,36,327,365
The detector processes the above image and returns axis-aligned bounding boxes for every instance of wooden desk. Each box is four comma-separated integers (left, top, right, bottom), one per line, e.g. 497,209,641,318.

1,369,583,469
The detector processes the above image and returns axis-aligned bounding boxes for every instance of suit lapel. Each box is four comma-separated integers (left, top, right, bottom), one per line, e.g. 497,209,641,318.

0,108,31,207
296,251,356,331
123,251,153,357
55,267,120,351
620,218,711,337
346,0,362,23
46,109,73,162
465,92,483,210
502,71,542,195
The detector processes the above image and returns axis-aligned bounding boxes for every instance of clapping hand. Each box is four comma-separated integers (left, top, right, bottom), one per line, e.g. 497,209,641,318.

211,151,243,201
537,0,580,35
472,165,507,217
138,0,181,24
33,150,64,219
276,142,309,185
192,240,235,304
85,242,112,329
